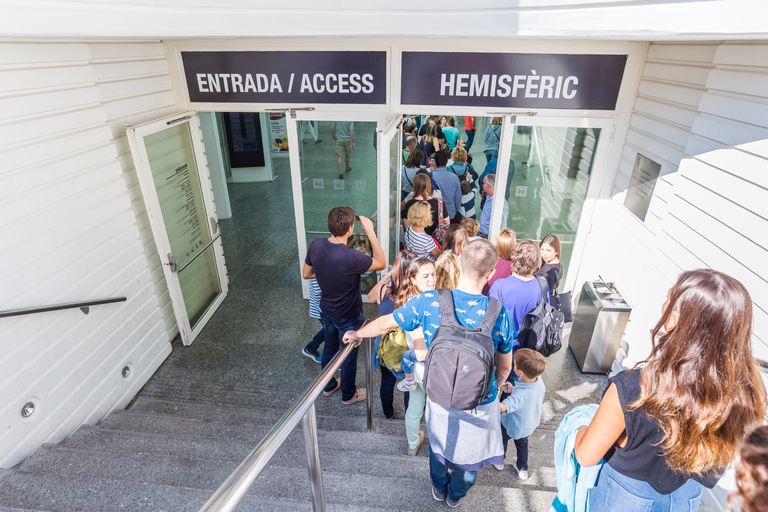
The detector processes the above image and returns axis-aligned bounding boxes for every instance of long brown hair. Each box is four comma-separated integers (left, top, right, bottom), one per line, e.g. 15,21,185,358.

405,148,424,169
412,173,433,199
388,249,417,308
392,254,433,308
442,225,468,256
629,269,767,474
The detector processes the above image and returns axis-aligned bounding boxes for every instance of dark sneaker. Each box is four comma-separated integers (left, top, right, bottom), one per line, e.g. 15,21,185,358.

301,347,321,363
446,495,461,508
431,486,446,502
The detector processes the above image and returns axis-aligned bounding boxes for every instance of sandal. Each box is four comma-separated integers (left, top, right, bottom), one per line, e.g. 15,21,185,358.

323,381,341,397
341,388,367,405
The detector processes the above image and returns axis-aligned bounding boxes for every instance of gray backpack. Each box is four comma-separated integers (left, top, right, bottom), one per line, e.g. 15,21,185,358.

422,289,503,410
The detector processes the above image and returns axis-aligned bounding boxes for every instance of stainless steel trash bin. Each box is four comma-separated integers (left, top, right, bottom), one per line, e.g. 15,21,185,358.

569,280,632,374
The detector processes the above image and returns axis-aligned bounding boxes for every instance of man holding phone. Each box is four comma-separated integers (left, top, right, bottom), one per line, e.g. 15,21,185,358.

302,207,386,404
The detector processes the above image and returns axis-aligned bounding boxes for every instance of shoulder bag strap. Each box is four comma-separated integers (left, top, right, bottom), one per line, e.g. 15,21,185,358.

403,165,413,186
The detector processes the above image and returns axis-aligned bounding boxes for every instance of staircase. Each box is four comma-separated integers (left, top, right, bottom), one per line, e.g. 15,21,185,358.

0,393,562,511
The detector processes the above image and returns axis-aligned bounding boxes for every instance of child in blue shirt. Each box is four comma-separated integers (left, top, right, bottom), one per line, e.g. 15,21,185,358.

498,348,547,480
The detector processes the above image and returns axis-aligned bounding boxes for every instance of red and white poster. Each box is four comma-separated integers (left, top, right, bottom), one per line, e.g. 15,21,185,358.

268,113,289,153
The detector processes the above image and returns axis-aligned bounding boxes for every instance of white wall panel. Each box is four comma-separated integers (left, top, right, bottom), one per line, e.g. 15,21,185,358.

578,41,768,379
0,41,180,468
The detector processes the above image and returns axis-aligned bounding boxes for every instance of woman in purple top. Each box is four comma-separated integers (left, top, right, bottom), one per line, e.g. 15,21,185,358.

483,228,516,295
489,239,547,335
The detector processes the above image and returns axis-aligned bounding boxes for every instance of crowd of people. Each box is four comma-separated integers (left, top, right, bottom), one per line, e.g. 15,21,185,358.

302,189,767,508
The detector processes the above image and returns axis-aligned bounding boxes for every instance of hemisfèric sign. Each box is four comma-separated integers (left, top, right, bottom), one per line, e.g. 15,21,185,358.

401,52,627,110
182,51,387,104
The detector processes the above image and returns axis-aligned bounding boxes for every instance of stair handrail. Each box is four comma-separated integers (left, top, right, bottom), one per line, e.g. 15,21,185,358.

199,335,374,512
0,296,127,318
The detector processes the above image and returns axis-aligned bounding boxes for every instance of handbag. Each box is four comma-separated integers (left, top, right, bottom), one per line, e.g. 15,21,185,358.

432,198,450,245
379,327,409,372
552,290,573,323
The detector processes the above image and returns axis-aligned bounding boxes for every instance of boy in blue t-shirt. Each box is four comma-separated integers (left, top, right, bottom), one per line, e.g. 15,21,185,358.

498,348,547,480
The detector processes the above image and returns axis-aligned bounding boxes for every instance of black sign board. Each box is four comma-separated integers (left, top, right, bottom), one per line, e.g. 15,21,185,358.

182,51,387,104
401,52,627,110
624,153,662,222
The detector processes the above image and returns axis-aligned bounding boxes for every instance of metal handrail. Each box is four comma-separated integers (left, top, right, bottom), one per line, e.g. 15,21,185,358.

0,297,127,319
199,336,374,512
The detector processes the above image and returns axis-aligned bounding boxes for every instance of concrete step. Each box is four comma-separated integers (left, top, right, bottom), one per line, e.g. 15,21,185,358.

8,454,557,512
21,441,558,493
135,378,389,420
126,397,411,437
0,469,400,512
85,410,557,470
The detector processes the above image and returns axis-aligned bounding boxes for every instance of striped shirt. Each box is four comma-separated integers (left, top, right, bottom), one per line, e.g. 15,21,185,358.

308,279,321,319
404,227,437,261
460,183,477,219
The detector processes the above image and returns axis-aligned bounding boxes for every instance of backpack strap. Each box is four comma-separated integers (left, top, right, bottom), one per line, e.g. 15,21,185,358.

478,297,503,338
528,276,548,318
436,289,462,329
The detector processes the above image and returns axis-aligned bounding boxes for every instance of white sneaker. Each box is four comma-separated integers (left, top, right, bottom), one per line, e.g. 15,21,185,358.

493,464,504,471
397,380,417,392
515,465,529,480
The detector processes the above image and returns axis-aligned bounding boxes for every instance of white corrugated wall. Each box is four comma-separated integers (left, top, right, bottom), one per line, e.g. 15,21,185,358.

0,41,181,468
573,41,768,510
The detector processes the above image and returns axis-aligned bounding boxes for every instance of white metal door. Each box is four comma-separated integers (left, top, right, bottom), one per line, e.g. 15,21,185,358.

126,112,228,345
378,115,404,273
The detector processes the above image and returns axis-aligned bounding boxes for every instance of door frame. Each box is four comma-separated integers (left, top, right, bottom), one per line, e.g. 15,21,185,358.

488,114,615,293
126,111,228,345
287,110,390,299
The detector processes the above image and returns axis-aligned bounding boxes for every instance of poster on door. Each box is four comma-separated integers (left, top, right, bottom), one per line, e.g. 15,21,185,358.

269,113,289,153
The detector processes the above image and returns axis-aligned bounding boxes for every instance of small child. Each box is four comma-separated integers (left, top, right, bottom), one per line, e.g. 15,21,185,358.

404,201,441,261
730,425,768,512
301,279,323,363
459,179,477,220
460,218,481,240
498,349,547,480
396,333,424,392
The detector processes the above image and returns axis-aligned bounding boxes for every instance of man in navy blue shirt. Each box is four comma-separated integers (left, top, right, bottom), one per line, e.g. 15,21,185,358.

303,207,386,404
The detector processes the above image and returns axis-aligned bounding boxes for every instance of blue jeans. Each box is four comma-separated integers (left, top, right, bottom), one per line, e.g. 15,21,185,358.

484,149,498,163
401,349,417,375
304,320,324,354
320,312,365,401
589,463,703,512
429,445,477,502
465,129,476,152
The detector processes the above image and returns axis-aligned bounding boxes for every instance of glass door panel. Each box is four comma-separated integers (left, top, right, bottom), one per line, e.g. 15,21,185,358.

504,125,601,290
127,113,227,345
298,119,380,294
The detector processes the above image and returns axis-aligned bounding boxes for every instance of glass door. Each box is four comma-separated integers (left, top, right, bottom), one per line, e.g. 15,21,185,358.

126,112,228,345
287,111,389,298
488,117,613,291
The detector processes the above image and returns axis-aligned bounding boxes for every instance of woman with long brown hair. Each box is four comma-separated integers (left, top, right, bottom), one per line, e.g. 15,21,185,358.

368,250,436,420
401,172,448,236
575,269,767,511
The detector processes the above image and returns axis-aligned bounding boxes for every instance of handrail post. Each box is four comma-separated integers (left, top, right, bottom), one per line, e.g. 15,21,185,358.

302,403,325,512
365,337,373,433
